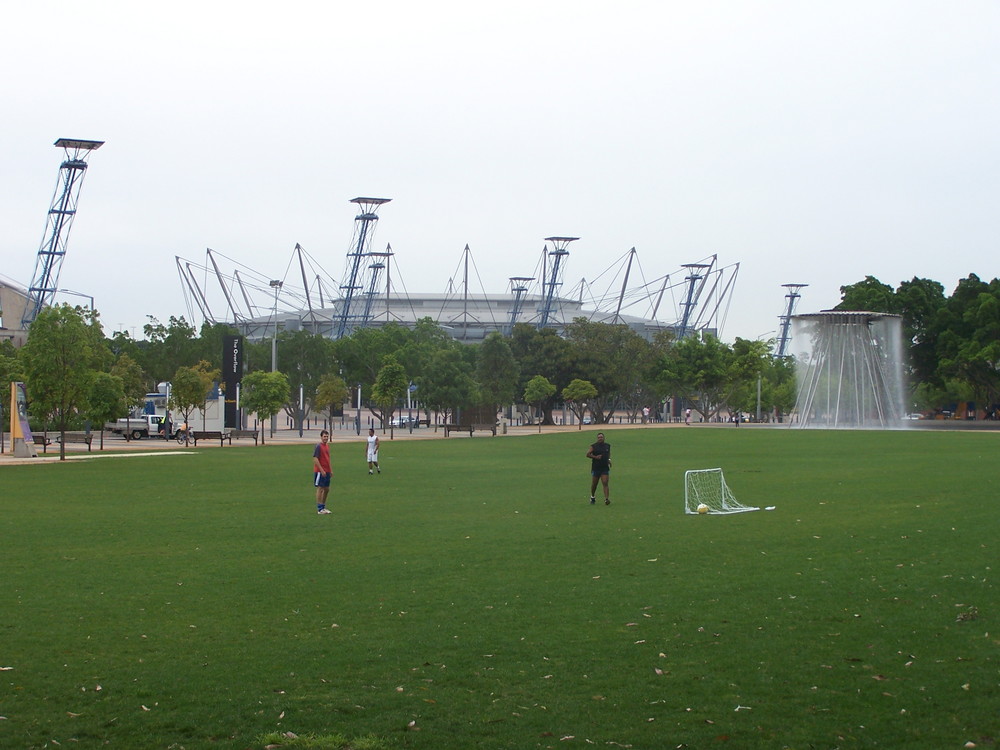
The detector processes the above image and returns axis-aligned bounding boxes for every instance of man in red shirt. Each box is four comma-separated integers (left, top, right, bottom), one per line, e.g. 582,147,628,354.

313,430,332,514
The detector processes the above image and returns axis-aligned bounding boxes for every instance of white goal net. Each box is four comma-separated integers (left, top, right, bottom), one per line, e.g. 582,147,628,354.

684,468,760,514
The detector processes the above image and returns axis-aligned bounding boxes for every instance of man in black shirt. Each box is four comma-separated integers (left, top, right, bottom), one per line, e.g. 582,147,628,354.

586,432,611,505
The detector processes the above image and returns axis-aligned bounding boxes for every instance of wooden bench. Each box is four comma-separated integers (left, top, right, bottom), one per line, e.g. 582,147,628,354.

444,423,497,437
192,430,230,447
229,428,259,445
56,432,94,451
33,435,53,453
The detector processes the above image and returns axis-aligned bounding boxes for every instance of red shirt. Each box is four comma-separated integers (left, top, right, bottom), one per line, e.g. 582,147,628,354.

313,442,331,474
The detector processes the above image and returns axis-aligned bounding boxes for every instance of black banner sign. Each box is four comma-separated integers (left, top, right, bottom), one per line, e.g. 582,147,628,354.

223,335,243,428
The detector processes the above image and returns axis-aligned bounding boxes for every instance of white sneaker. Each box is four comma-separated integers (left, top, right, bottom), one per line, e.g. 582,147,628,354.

317,508,332,514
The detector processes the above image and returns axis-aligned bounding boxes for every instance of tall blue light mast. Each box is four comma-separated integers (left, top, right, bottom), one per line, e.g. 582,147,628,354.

22,138,104,329
335,197,390,339
538,237,577,328
776,283,807,357
677,263,710,339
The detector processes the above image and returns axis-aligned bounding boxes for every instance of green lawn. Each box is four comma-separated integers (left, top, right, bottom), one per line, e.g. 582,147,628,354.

1,427,996,749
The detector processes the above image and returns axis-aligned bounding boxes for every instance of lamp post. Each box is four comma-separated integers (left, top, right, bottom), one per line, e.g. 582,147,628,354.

356,383,362,435
269,280,282,436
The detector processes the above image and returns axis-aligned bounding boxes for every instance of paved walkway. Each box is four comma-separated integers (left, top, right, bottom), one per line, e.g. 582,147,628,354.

0,420,688,466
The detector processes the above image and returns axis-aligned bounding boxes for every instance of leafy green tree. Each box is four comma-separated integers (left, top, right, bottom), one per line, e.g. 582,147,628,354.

418,346,477,427
509,324,575,425
333,323,412,386
523,375,557,432
111,353,147,416
655,332,735,422
564,318,656,423
240,370,291,445
475,332,519,418
192,321,241,371
725,338,774,419
19,304,111,460
315,373,350,428
836,276,899,314
276,329,336,430
562,378,597,429
896,277,946,384
0,339,21,385
371,355,408,437
169,365,208,445
936,278,1000,410
87,372,127,449
395,317,455,383
142,316,198,384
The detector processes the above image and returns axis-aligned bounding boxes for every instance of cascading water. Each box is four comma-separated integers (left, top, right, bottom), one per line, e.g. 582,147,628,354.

790,311,908,428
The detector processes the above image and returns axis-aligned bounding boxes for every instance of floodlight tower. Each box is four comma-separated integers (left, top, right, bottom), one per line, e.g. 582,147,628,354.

507,276,534,334
776,283,808,358
360,245,393,324
538,237,577,328
22,138,104,329
677,263,710,338
335,197,390,339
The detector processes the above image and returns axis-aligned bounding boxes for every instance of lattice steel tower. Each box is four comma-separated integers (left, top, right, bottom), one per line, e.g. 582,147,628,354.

538,237,577,328
335,197,390,339
22,138,104,329
776,283,807,357
677,263,710,338
507,276,534,334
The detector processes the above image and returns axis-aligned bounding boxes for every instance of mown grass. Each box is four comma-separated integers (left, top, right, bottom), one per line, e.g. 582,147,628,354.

1,426,996,749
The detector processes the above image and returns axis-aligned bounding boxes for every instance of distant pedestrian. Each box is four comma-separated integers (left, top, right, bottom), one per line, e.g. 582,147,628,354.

313,430,332,514
586,432,612,505
685,408,692,425
366,428,380,475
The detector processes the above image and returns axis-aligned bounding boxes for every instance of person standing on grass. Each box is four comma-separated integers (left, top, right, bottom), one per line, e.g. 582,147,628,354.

366,427,380,475
586,432,612,505
313,430,332,514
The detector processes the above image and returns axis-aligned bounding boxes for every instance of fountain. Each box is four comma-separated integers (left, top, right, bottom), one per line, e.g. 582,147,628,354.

790,311,907,428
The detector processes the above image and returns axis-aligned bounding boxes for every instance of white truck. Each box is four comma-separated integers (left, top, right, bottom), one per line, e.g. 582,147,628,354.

104,414,170,440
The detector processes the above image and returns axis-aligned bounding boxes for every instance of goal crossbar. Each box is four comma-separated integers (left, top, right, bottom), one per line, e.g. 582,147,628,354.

684,467,759,514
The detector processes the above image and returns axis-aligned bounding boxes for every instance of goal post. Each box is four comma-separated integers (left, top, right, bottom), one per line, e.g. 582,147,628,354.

684,468,760,514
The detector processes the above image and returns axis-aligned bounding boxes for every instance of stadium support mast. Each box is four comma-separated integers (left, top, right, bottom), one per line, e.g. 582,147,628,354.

677,262,711,338
22,138,104,329
776,283,807,357
335,197,390,339
361,244,393,324
538,237,577,328
507,276,534,334
612,247,637,324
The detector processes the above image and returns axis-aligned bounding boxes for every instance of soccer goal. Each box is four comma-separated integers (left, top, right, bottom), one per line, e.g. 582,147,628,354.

684,468,760,514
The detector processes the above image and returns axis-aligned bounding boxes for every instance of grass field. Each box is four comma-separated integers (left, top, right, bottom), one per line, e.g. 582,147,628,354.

1,426,996,749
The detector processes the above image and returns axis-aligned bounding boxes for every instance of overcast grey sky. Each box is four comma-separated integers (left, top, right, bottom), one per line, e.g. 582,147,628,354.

2,1,999,343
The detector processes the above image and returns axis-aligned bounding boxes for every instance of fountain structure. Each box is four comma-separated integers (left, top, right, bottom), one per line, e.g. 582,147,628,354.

790,311,907,428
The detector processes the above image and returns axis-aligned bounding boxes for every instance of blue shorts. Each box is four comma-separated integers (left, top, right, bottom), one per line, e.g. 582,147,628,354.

314,472,331,488
592,467,610,477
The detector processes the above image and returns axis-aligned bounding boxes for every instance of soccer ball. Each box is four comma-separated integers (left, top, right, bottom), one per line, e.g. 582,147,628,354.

697,503,709,514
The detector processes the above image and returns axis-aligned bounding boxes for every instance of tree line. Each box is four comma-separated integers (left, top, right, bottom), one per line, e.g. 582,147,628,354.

835,274,1000,414
4,271,990,458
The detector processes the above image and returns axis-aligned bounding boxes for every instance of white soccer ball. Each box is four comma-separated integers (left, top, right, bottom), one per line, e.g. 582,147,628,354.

697,503,709,514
